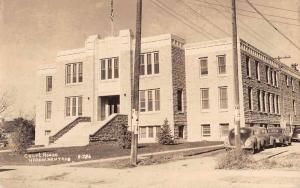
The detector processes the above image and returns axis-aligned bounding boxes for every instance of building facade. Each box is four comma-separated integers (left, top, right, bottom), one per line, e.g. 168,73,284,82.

35,30,300,146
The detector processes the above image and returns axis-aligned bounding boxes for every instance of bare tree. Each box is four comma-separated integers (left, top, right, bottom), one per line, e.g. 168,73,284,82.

0,92,12,115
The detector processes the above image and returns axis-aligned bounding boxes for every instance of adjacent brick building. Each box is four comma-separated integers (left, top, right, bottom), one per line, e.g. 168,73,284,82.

35,30,300,146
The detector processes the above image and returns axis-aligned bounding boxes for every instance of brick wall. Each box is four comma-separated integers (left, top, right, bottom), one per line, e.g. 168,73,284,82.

171,46,187,139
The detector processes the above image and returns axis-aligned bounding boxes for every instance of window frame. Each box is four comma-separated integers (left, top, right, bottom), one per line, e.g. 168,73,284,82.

201,124,211,137
219,86,228,110
200,88,209,110
217,55,226,75
46,76,52,92
199,57,208,76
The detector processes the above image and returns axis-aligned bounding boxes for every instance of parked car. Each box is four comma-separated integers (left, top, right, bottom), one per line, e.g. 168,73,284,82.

292,127,300,142
252,126,276,150
267,127,291,146
224,127,260,154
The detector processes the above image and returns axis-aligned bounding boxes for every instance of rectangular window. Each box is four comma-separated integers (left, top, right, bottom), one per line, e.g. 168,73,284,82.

72,97,77,116
286,75,289,86
147,53,152,75
219,87,228,109
101,60,106,80
140,127,146,138
270,70,273,85
78,63,83,82
201,88,209,109
200,58,208,76
218,55,226,74
246,56,251,77
177,89,183,112
78,96,82,116
272,94,276,113
114,58,119,79
255,61,260,80
45,101,52,120
66,64,71,84
257,90,261,111
262,91,266,112
148,90,153,111
154,52,159,74
201,124,211,137
220,123,229,137
265,66,269,83
140,54,145,75
46,76,52,92
155,89,160,111
291,78,294,91
65,97,70,116
274,71,277,86
148,127,154,138
108,59,112,79
267,93,271,113
72,63,77,83
276,95,280,114
248,87,253,110
140,91,146,112
293,100,296,116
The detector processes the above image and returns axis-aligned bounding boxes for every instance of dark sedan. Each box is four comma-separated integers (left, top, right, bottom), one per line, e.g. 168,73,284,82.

267,127,291,146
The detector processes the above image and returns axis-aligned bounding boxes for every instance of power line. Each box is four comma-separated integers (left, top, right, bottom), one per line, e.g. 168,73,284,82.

246,0,300,51
150,0,215,39
238,0,300,13
178,0,231,36
195,0,300,21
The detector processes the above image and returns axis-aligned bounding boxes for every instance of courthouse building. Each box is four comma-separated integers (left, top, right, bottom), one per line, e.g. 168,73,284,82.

35,30,300,146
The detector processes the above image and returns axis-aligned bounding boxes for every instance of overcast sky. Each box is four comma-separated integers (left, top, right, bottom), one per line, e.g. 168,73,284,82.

0,0,299,118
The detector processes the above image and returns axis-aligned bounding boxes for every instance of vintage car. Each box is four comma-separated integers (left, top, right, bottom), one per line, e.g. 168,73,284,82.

224,127,261,154
252,126,276,149
267,127,291,146
292,127,300,142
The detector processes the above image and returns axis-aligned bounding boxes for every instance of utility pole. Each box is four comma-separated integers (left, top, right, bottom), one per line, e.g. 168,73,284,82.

232,0,241,150
130,0,142,166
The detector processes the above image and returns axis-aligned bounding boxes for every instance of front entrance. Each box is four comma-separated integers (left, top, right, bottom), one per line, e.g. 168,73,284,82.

178,125,184,139
98,95,120,121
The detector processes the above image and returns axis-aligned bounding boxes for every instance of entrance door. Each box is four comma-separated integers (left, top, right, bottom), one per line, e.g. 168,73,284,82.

178,125,184,139
99,95,120,120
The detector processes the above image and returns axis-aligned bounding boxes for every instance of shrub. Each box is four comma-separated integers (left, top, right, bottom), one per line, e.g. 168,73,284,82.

116,125,132,149
216,149,254,169
7,117,35,154
157,119,174,145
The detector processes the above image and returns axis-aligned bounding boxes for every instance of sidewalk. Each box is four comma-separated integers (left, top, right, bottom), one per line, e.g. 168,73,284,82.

57,144,224,167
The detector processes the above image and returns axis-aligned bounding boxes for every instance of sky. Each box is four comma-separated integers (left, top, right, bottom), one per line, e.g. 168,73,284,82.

0,0,299,118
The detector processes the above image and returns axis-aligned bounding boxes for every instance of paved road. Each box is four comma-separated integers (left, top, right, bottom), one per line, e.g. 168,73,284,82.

1,143,300,188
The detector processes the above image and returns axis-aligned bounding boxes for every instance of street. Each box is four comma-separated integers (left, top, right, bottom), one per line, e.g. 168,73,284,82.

1,143,300,188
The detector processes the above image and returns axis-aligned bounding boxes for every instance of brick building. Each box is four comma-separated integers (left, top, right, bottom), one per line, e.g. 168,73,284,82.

35,30,300,147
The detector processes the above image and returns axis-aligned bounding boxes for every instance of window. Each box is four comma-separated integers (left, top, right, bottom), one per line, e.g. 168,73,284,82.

201,124,211,137
46,76,52,92
66,64,71,84
78,63,83,82
265,66,269,83
140,54,145,75
219,87,228,109
293,100,296,116
148,90,153,111
218,55,226,74
147,53,152,75
257,90,261,111
45,130,51,136
139,89,160,112
148,127,154,138
101,60,106,80
274,71,277,87
140,127,146,138
200,58,208,76
154,52,159,74
220,123,229,137
276,95,280,114
65,62,83,84
200,88,209,109
270,69,273,85
108,59,112,79
291,77,294,91
100,57,119,80
262,91,266,112
45,101,52,120
255,61,260,80
272,94,276,114
267,93,271,113
140,91,146,112
177,89,183,112
114,58,119,79
286,75,289,86
65,96,83,117
248,87,253,110
246,56,251,77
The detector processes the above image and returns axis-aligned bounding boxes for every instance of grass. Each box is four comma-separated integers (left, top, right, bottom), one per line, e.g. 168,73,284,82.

0,141,222,166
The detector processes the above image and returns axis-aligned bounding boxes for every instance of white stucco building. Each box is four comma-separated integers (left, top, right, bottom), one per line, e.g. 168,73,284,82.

36,29,300,147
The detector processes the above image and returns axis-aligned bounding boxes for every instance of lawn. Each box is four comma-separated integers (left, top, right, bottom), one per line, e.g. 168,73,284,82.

0,141,222,166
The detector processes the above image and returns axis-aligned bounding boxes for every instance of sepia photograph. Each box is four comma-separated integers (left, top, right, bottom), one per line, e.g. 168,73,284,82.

0,0,299,187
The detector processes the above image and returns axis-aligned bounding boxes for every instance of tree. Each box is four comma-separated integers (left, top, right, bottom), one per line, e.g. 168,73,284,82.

0,92,9,115
157,119,174,145
8,117,35,154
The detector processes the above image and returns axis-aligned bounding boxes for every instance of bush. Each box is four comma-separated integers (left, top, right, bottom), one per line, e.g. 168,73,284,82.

157,119,174,145
216,149,254,169
116,125,132,149
8,117,35,154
